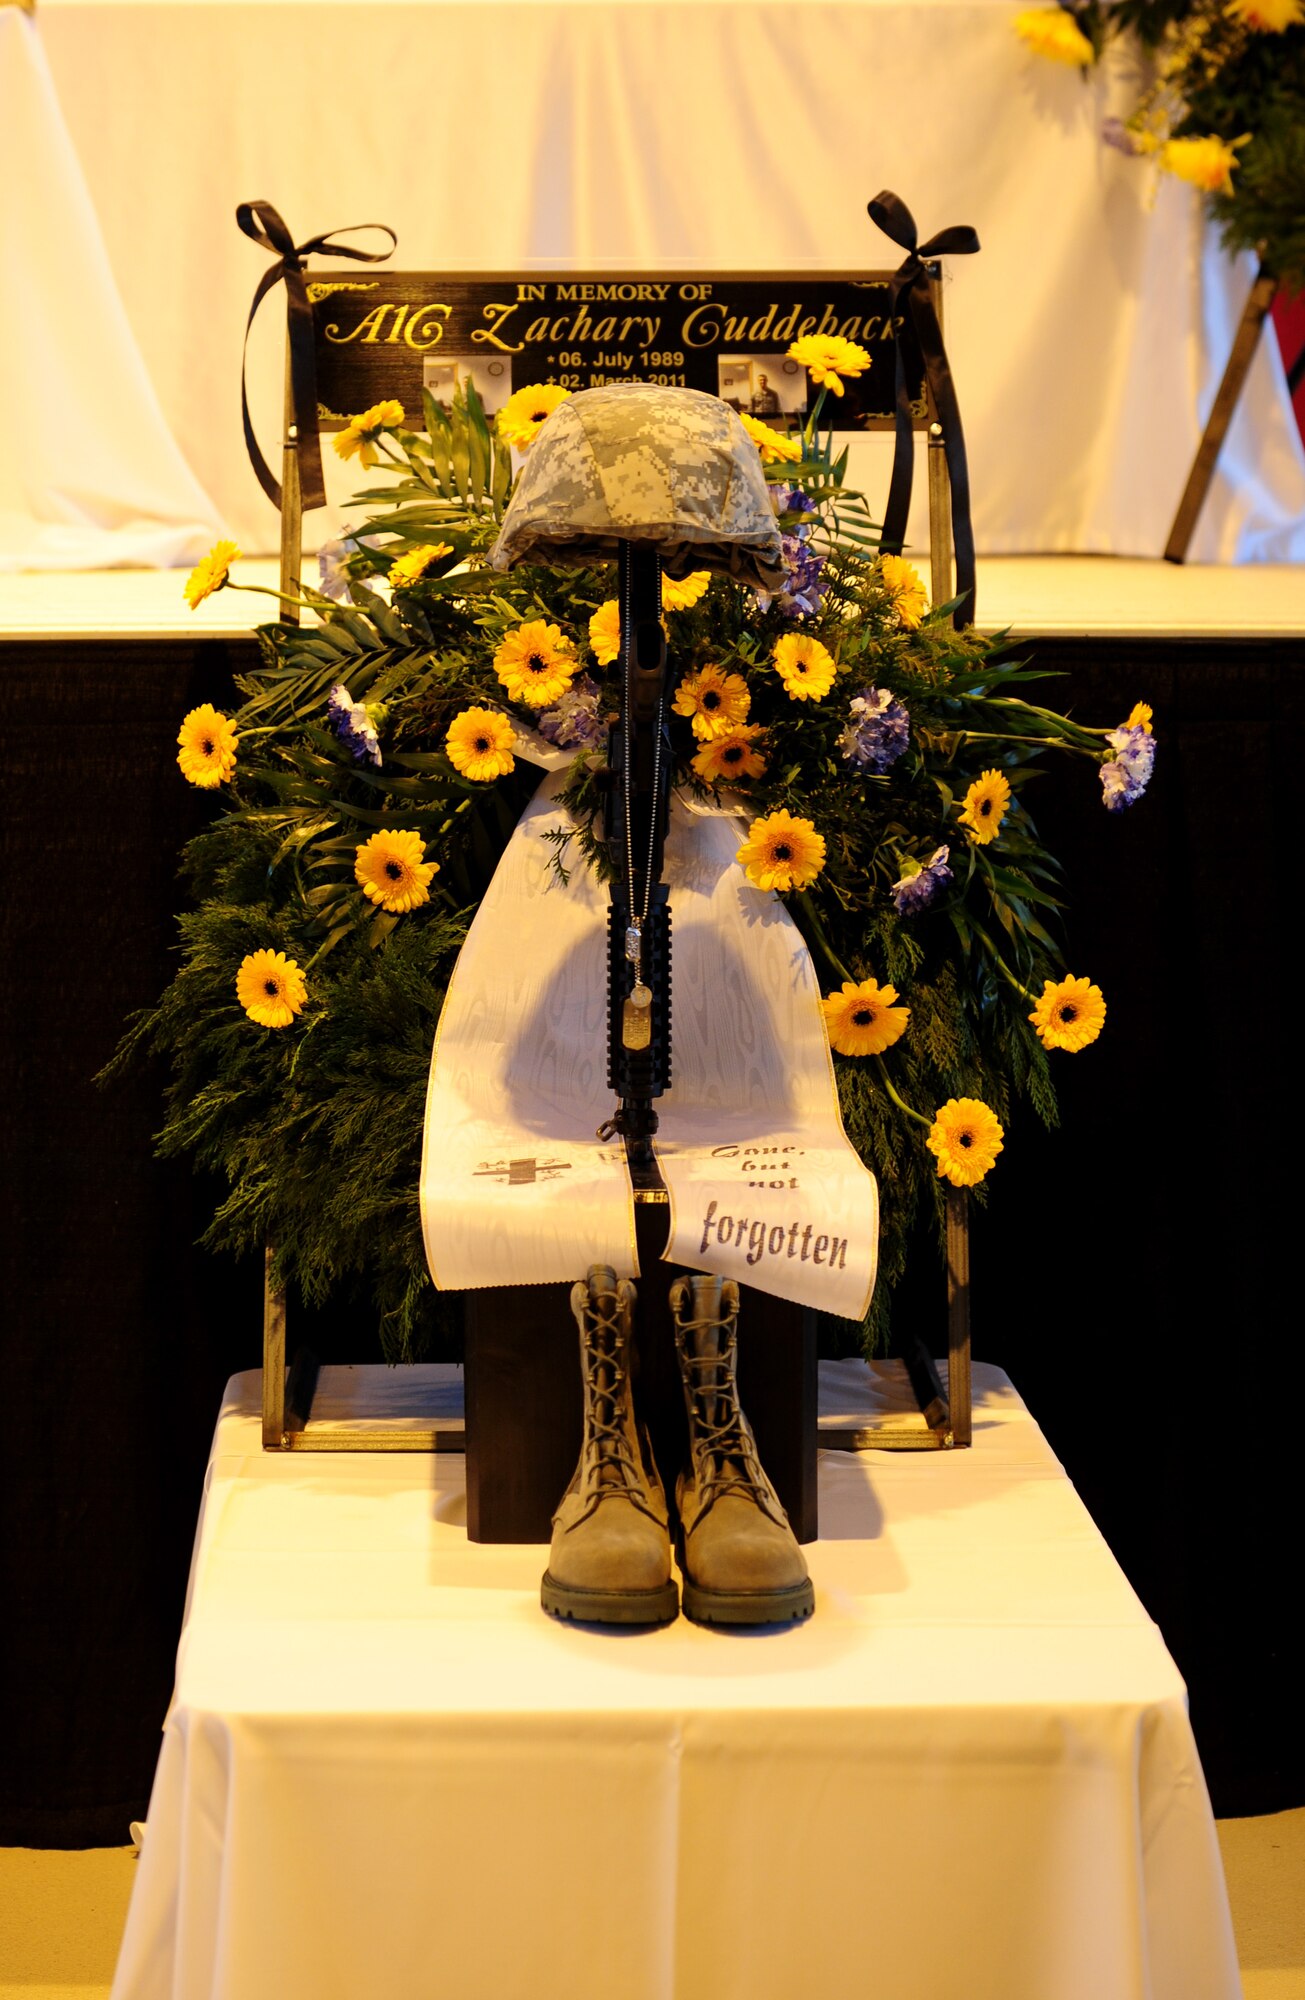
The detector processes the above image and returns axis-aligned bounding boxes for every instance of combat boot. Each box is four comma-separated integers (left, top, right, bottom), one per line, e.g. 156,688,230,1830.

541,1265,679,1625
671,1273,815,1625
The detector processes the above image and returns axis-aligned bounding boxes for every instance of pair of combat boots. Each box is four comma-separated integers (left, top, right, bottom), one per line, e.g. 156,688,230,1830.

541,1266,814,1627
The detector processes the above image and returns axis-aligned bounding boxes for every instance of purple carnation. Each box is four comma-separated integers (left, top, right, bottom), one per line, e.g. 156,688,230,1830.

778,533,828,616
327,683,382,768
892,846,953,916
1100,724,1155,812
317,539,355,602
754,530,827,620
317,531,384,601
754,487,827,617
838,686,911,773
771,484,818,519
537,675,607,751
1101,118,1147,157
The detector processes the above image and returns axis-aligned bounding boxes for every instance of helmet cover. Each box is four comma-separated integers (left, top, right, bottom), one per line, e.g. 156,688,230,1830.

489,381,787,594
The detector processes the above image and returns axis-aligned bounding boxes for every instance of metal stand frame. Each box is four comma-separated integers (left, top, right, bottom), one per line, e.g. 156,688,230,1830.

260,274,973,1452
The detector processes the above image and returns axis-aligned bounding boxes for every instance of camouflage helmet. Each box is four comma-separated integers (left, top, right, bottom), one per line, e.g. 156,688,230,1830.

488,382,786,594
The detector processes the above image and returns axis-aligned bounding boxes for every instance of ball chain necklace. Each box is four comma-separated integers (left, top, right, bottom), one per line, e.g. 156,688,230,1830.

619,555,665,1053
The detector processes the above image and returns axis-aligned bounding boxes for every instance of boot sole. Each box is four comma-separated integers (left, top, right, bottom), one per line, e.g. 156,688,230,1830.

541,1571,679,1626
681,1576,815,1626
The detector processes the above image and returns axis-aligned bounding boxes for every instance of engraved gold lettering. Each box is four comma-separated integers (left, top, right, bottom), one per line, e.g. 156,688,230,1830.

682,304,723,347
518,282,547,301
556,305,594,342
472,302,525,353
403,303,452,350
325,303,395,345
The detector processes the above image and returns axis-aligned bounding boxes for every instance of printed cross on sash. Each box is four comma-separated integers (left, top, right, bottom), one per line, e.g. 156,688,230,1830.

474,1158,574,1186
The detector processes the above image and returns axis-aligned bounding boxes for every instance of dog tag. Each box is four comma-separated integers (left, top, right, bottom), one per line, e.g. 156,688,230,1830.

622,982,652,1050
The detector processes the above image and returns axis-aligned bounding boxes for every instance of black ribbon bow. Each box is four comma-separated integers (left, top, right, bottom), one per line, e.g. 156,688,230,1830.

236,200,396,512
867,191,980,627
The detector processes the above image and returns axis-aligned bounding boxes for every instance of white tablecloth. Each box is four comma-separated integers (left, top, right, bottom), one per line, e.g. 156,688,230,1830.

112,1361,1240,2000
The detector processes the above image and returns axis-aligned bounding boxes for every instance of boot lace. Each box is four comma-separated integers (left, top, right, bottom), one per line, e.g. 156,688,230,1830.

574,1287,661,1527
673,1309,788,1531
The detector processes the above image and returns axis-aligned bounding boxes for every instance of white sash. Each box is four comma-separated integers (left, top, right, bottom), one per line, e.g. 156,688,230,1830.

420,768,877,1321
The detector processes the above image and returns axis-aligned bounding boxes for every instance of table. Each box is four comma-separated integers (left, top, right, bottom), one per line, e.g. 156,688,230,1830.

111,1361,1240,2000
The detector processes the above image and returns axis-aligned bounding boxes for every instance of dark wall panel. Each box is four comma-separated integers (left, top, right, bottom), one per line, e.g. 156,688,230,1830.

0,630,1298,1842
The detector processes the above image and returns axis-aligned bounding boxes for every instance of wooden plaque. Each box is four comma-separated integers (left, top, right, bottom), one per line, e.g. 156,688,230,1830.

308,270,926,435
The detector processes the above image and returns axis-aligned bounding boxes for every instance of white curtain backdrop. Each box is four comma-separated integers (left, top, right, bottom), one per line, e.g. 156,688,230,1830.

0,9,220,571
21,0,1305,568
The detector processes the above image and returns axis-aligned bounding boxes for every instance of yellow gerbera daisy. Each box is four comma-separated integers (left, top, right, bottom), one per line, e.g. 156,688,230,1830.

334,400,405,468
497,383,571,451
773,632,837,701
958,769,1011,844
821,978,910,1058
736,810,826,893
787,333,872,398
354,829,438,913
493,620,578,708
1160,134,1247,195
926,1098,1005,1188
236,949,307,1030
183,540,241,610
1126,701,1153,734
589,599,622,666
672,665,751,740
389,543,454,589
445,707,517,782
1012,5,1094,64
739,413,802,464
662,570,713,612
879,553,928,630
1226,0,1301,29
692,724,767,785
176,703,239,788
1029,974,1107,1053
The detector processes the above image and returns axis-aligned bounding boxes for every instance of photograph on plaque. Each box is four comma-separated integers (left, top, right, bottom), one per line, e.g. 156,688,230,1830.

422,353,513,419
718,354,807,421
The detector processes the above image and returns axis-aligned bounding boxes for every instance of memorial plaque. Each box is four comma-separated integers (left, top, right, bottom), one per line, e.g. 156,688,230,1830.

309,272,928,435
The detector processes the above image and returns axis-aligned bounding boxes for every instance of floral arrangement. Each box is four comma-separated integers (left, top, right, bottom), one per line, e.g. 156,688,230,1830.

110,346,1154,1356
1013,0,1305,285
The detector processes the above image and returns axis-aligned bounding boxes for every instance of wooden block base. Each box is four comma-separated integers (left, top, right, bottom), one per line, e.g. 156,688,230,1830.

464,1204,817,1545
